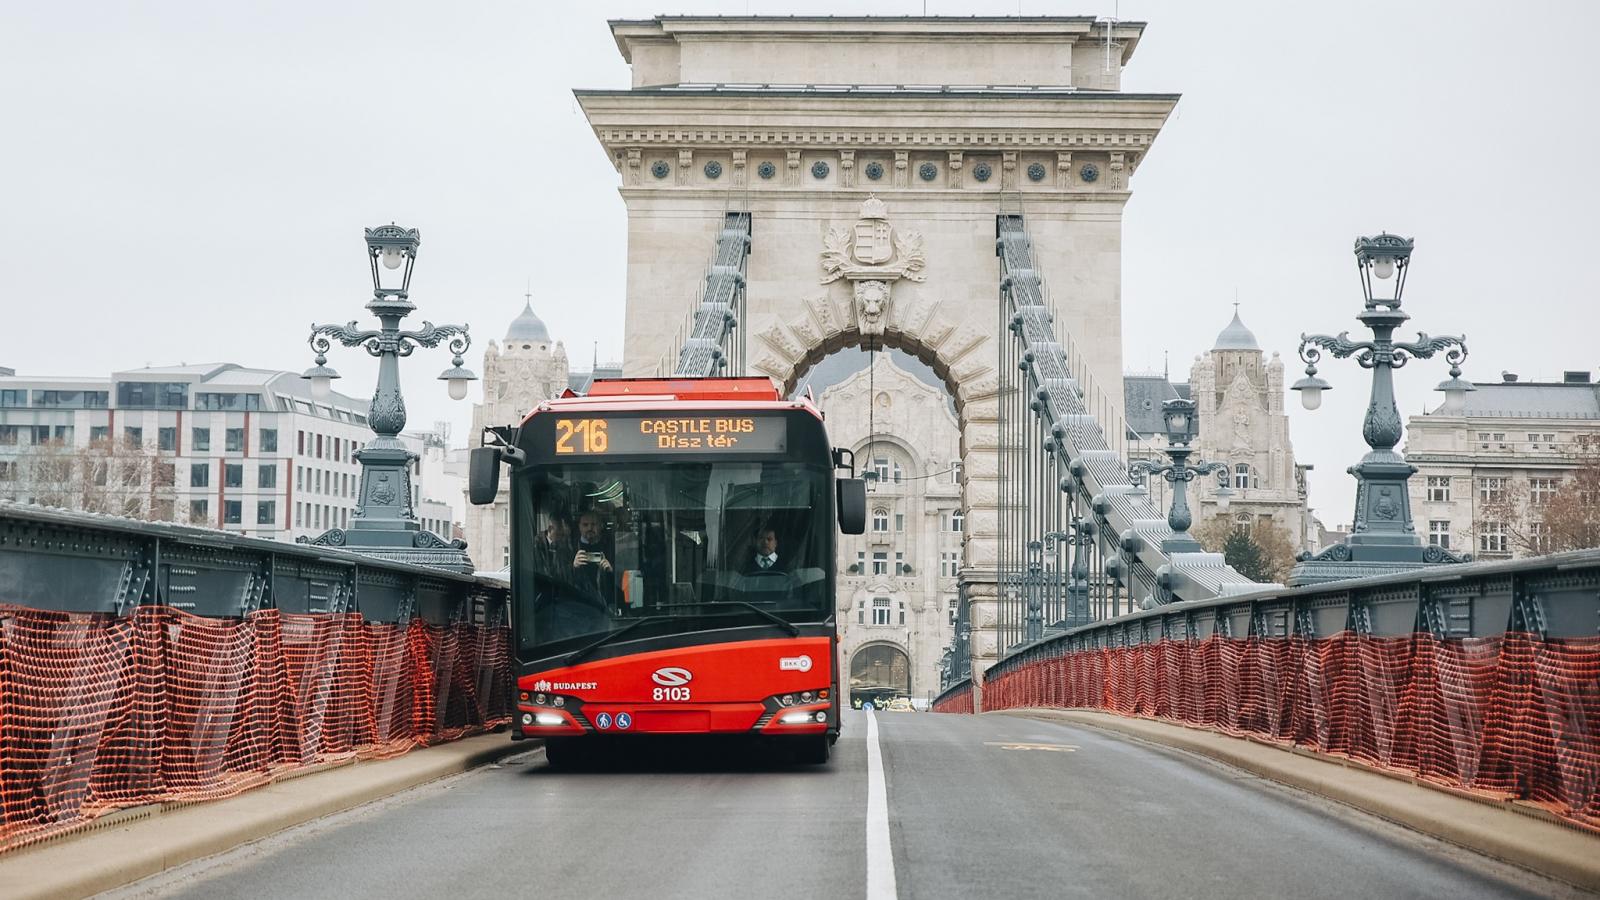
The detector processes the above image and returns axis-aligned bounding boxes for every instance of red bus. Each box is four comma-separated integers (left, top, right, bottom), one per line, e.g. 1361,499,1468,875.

469,377,866,766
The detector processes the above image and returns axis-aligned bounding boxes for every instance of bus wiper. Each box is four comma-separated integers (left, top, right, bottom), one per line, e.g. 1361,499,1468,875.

564,616,666,667
698,601,800,636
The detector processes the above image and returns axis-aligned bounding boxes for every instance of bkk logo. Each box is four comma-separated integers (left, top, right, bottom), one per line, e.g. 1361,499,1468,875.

651,666,693,687
779,655,813,673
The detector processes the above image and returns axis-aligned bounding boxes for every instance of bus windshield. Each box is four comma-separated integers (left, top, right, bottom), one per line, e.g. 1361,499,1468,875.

512,460,834,659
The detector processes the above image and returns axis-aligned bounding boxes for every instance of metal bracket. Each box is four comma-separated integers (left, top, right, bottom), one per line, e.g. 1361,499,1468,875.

394,585,418,627
240,557,272,617
113,543,155,617
1510,585,1548,639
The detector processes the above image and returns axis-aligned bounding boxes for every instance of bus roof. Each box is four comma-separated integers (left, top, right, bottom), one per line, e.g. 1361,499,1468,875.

524,376,822,424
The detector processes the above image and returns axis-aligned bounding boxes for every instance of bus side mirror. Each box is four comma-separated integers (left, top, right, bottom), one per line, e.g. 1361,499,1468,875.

469,447,501,505
837,478,867,534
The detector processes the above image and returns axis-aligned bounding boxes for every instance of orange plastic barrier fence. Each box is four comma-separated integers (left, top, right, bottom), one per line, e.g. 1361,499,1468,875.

0,604,511,853
978,632,1600,832
932,684,973,715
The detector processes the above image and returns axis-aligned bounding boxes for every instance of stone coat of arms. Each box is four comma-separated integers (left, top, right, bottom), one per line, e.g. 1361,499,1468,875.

820,195,926,335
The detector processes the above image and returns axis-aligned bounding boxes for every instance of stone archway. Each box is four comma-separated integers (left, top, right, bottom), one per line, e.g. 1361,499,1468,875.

849,642,912,707
747,278,1004,683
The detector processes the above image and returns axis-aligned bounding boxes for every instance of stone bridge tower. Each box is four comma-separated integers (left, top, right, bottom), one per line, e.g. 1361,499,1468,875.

577,16,1176,686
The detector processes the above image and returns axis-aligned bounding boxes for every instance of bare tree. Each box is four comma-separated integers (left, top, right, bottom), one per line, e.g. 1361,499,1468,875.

2,438,179,523
1475,434,1600,556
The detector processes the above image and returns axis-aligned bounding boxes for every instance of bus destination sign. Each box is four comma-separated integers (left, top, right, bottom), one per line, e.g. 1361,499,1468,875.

552,415,787,455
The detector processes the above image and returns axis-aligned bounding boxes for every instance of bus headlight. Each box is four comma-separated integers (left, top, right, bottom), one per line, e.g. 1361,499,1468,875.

521,713,534,725
780,694,795,707
800,691,814,703
780,711,814,724
534,712,565,726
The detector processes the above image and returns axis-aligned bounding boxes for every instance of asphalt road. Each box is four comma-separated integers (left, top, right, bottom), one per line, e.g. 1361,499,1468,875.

107,710,1575,900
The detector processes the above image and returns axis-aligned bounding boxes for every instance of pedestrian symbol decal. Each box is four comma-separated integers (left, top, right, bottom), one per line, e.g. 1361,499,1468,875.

596,712,612,730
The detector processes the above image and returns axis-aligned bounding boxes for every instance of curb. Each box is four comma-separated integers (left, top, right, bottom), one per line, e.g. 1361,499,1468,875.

0,733,533,900
1000,709,1600,892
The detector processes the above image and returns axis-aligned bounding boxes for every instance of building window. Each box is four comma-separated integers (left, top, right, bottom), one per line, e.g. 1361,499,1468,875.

225,428,244,453
1478,522,1508,555
1477,432,1508,450
1426,476,1451,502
1529,522,1554,554
224,464,243,488
259,464,277,489
297,430,305,454
857,600,865,625
940,551,960,577
872,507,889,532
295,502,303,527
224,500,242,525
1234,463,1252,490
192,427,210,452
158,427,177,452
190,463,210,488
189,499,208,522
895,512,904,532
259,428,278,453
855,551,865,573
195,392,261,411
0,389,28,408
895,551,905,574
123,426,143,447
316,434,324,458
951,462,962,485
1530,477,1559,505
296,466,304,490
1527,432,1557,450
256,500,276,525
1478,477,1506,503
899,601,906,625
872,596,891,626
0,461,14,480
946,510,965,533
872,552,888,576
1428,520,1452,549
116,382,188,409
892,461,904,484
89,425,108,444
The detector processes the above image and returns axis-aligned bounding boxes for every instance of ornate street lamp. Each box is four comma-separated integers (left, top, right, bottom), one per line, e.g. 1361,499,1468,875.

1128,398,1234,553
297,224,478,573
1288,233,1471,586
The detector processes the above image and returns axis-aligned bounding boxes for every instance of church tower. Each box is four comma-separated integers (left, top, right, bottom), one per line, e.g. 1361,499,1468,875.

465,296,569,571
1189,306,1313,550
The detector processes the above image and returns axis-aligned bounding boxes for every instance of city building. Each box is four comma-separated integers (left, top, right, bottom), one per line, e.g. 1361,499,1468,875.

0,363,456,543
463,296,627,572
1125,307,1318,552
819,353,963,704
1405,370,1600,560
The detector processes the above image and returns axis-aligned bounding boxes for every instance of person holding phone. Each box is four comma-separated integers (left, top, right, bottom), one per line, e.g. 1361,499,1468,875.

571,509,616,605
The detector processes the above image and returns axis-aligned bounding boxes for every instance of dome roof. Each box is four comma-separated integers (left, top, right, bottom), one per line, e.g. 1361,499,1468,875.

505,299,550,343
1213,307,1260,352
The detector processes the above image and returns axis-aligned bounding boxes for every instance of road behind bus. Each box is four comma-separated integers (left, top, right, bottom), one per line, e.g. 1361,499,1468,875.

111,710,1568,899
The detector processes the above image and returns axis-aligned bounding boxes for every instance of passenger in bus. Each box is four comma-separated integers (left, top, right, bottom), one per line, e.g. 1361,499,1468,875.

533,518,571,574
743,525,785,575
572,509,616,603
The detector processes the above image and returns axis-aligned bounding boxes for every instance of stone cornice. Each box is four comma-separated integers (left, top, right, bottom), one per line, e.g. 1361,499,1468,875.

590,126,1159,151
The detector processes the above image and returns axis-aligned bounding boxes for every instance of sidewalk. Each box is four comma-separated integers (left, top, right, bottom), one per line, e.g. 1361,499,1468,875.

0,734,530,900
1002,708,1600,892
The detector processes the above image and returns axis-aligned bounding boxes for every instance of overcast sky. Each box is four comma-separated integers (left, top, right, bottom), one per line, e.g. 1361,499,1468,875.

3,1,1596,526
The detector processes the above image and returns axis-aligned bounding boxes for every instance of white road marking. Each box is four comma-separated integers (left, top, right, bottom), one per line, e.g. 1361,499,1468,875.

866,711,898,900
